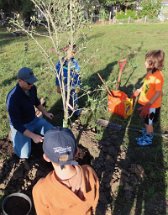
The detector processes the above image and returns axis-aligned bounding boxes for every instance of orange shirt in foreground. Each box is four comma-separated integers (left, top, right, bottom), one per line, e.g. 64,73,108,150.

33,165,99,215
138,70,164,108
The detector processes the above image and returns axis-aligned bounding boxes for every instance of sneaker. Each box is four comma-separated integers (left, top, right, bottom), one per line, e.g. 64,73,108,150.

136,129,146,141
137,134,153,146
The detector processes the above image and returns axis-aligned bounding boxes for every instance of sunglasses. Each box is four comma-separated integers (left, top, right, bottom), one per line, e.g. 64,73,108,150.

22,80,33,85
26,82,33,85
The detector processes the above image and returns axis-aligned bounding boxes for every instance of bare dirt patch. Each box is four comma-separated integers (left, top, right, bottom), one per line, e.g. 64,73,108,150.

0,123,167,215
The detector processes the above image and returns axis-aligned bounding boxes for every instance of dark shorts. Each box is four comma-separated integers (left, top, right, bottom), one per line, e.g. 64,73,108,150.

144,107,160,125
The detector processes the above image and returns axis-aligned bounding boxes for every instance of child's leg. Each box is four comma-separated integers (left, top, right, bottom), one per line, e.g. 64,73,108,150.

137,107,160,146
145,123,153,134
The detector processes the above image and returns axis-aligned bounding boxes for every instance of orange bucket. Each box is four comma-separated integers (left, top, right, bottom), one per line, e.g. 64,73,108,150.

108,90,133,119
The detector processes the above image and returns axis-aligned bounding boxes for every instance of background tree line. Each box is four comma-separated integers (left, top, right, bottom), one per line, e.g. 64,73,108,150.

0,0,162,24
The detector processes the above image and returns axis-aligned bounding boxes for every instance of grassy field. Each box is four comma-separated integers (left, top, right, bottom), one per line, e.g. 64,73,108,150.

0,23,168,213
1,23,168,137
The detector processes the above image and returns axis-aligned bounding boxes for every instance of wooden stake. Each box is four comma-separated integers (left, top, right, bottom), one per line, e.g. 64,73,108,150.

97,73,113,96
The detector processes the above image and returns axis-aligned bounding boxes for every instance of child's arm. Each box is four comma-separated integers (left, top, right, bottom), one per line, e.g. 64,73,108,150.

149,91,162,105
55,60,61,86
33,182,50,215
73,58,80,72
71,58,81,91
139,90,162,118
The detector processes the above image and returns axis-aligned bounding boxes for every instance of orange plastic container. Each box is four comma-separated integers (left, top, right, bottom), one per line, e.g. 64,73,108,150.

108,90,133,119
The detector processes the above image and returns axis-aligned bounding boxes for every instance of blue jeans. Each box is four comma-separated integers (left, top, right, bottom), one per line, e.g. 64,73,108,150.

10,117,54,158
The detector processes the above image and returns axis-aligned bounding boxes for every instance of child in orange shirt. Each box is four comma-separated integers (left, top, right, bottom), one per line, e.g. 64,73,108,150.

33,127,99,215
133,50,165,146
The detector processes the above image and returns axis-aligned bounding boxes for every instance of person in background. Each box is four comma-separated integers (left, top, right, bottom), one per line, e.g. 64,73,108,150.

133,50,165,146
6,67,54,159
33,127,99,215
55,44,81,116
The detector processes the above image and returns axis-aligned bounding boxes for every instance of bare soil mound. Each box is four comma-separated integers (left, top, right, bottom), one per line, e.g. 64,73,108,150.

0,123,167,215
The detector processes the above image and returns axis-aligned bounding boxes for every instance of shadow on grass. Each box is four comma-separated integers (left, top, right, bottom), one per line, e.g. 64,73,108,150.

79,60,118,116
82,60,117,89
0,31,19,48
112,113,166,215
75,44,146,215
0,76,16,87
93,70,164,215
86,32,105,42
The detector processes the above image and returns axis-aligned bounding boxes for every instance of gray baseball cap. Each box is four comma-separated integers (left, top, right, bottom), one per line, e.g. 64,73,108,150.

17,67,38,84
43,127,78,166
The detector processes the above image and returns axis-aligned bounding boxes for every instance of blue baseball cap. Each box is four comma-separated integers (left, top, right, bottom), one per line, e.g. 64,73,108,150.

43,127,78,166
17,67,38,84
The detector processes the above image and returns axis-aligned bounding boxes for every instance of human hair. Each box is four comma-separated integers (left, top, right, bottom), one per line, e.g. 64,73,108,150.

62,44,77,53
145,50,165,72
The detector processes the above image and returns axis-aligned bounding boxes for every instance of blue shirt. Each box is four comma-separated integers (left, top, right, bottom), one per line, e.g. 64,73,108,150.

6,84,40,133
55,57,80,90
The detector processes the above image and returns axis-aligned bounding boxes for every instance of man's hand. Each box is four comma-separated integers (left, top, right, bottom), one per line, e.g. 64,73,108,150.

32,133,44,143
138,103,151,118
24,129,43,143
44,112,54,120
36,104,54,120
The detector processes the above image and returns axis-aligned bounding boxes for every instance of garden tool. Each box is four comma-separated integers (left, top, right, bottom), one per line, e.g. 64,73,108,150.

116,58,127,90
98,59,133,119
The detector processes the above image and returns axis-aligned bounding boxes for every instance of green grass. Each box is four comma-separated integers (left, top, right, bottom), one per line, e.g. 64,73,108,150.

0,23,168,214
1,23,168,137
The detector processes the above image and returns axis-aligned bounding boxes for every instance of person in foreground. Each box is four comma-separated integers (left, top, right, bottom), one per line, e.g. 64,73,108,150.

6,67,54,159
133,50,165,146
33,127,99,215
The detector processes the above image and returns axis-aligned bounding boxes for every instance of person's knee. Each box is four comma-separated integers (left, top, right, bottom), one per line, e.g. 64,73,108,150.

39,118,54,132
14,142,31,159
13,132,31,158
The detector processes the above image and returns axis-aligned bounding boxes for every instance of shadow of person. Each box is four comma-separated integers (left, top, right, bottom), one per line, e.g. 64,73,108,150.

75,60,118,142
0,76,16,88
93,121,125,215
91,75,144,215
82,61,117,91
112,101,166,214
0,32,18,49
46,94,64,127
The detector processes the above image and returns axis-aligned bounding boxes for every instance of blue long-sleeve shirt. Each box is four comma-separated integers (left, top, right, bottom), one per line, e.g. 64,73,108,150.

6,84,40,133
55,57,81,90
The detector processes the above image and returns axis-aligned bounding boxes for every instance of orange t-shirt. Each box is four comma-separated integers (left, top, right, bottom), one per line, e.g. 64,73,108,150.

138,70,164,108
32,165,99,215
